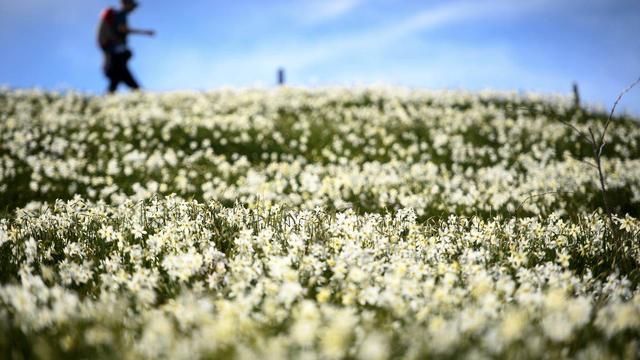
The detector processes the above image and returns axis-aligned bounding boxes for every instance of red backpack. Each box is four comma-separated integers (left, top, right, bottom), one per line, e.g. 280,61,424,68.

97,7,117,51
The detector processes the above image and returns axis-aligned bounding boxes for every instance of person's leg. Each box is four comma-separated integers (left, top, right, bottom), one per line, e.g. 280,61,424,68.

121,64,140,90
103,53,119,94
107,77,119,93
107,53,131,94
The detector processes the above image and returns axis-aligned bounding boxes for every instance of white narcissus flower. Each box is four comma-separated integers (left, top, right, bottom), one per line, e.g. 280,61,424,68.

0,223,8,247
357,332,389,360
132,223,147,239
162,248,204,283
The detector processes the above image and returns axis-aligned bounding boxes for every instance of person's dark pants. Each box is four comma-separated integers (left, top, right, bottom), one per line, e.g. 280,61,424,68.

104,52,140,93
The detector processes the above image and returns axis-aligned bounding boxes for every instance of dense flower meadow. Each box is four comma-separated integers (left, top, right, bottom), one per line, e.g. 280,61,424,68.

2,88,640,217
1,88,639,359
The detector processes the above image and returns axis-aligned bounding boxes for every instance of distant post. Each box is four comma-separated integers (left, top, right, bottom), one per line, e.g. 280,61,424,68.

277,67,285,86
572,82,580,108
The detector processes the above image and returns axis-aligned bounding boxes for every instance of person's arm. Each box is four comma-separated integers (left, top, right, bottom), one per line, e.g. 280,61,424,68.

118,24,155,36
128,28,155,36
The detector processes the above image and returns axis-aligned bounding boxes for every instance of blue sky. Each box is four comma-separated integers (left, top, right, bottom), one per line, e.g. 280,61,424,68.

1,0,639,114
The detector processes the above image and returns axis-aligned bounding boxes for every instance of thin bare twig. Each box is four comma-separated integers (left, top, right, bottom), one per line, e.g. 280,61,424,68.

515,190,577,215
587,125,613,240
600,76,640,148
588,127,597,148
557,118,593,145
594,78,640,226
508,104,592,144
582,77,639,251
515,76,638,253
567,154,598,169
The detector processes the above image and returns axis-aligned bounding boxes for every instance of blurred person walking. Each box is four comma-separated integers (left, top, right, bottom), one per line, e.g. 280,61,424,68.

97,0,155,93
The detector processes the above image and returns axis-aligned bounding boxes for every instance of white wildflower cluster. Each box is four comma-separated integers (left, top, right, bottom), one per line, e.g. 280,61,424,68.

162,248,204,283
1,88,639,358
1,88,639,217
0,198,637,359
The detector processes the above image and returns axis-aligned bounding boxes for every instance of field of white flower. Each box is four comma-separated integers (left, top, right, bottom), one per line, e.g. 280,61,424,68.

1,88,639,359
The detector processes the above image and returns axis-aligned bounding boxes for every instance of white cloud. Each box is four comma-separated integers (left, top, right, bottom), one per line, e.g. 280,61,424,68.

336,0,555,47
289,0,365,24
310,0,365,20
209,0,554,72
142,0,567,90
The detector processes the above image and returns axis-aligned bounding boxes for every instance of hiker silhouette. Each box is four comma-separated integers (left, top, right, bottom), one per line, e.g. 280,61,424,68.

97,0,155,93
